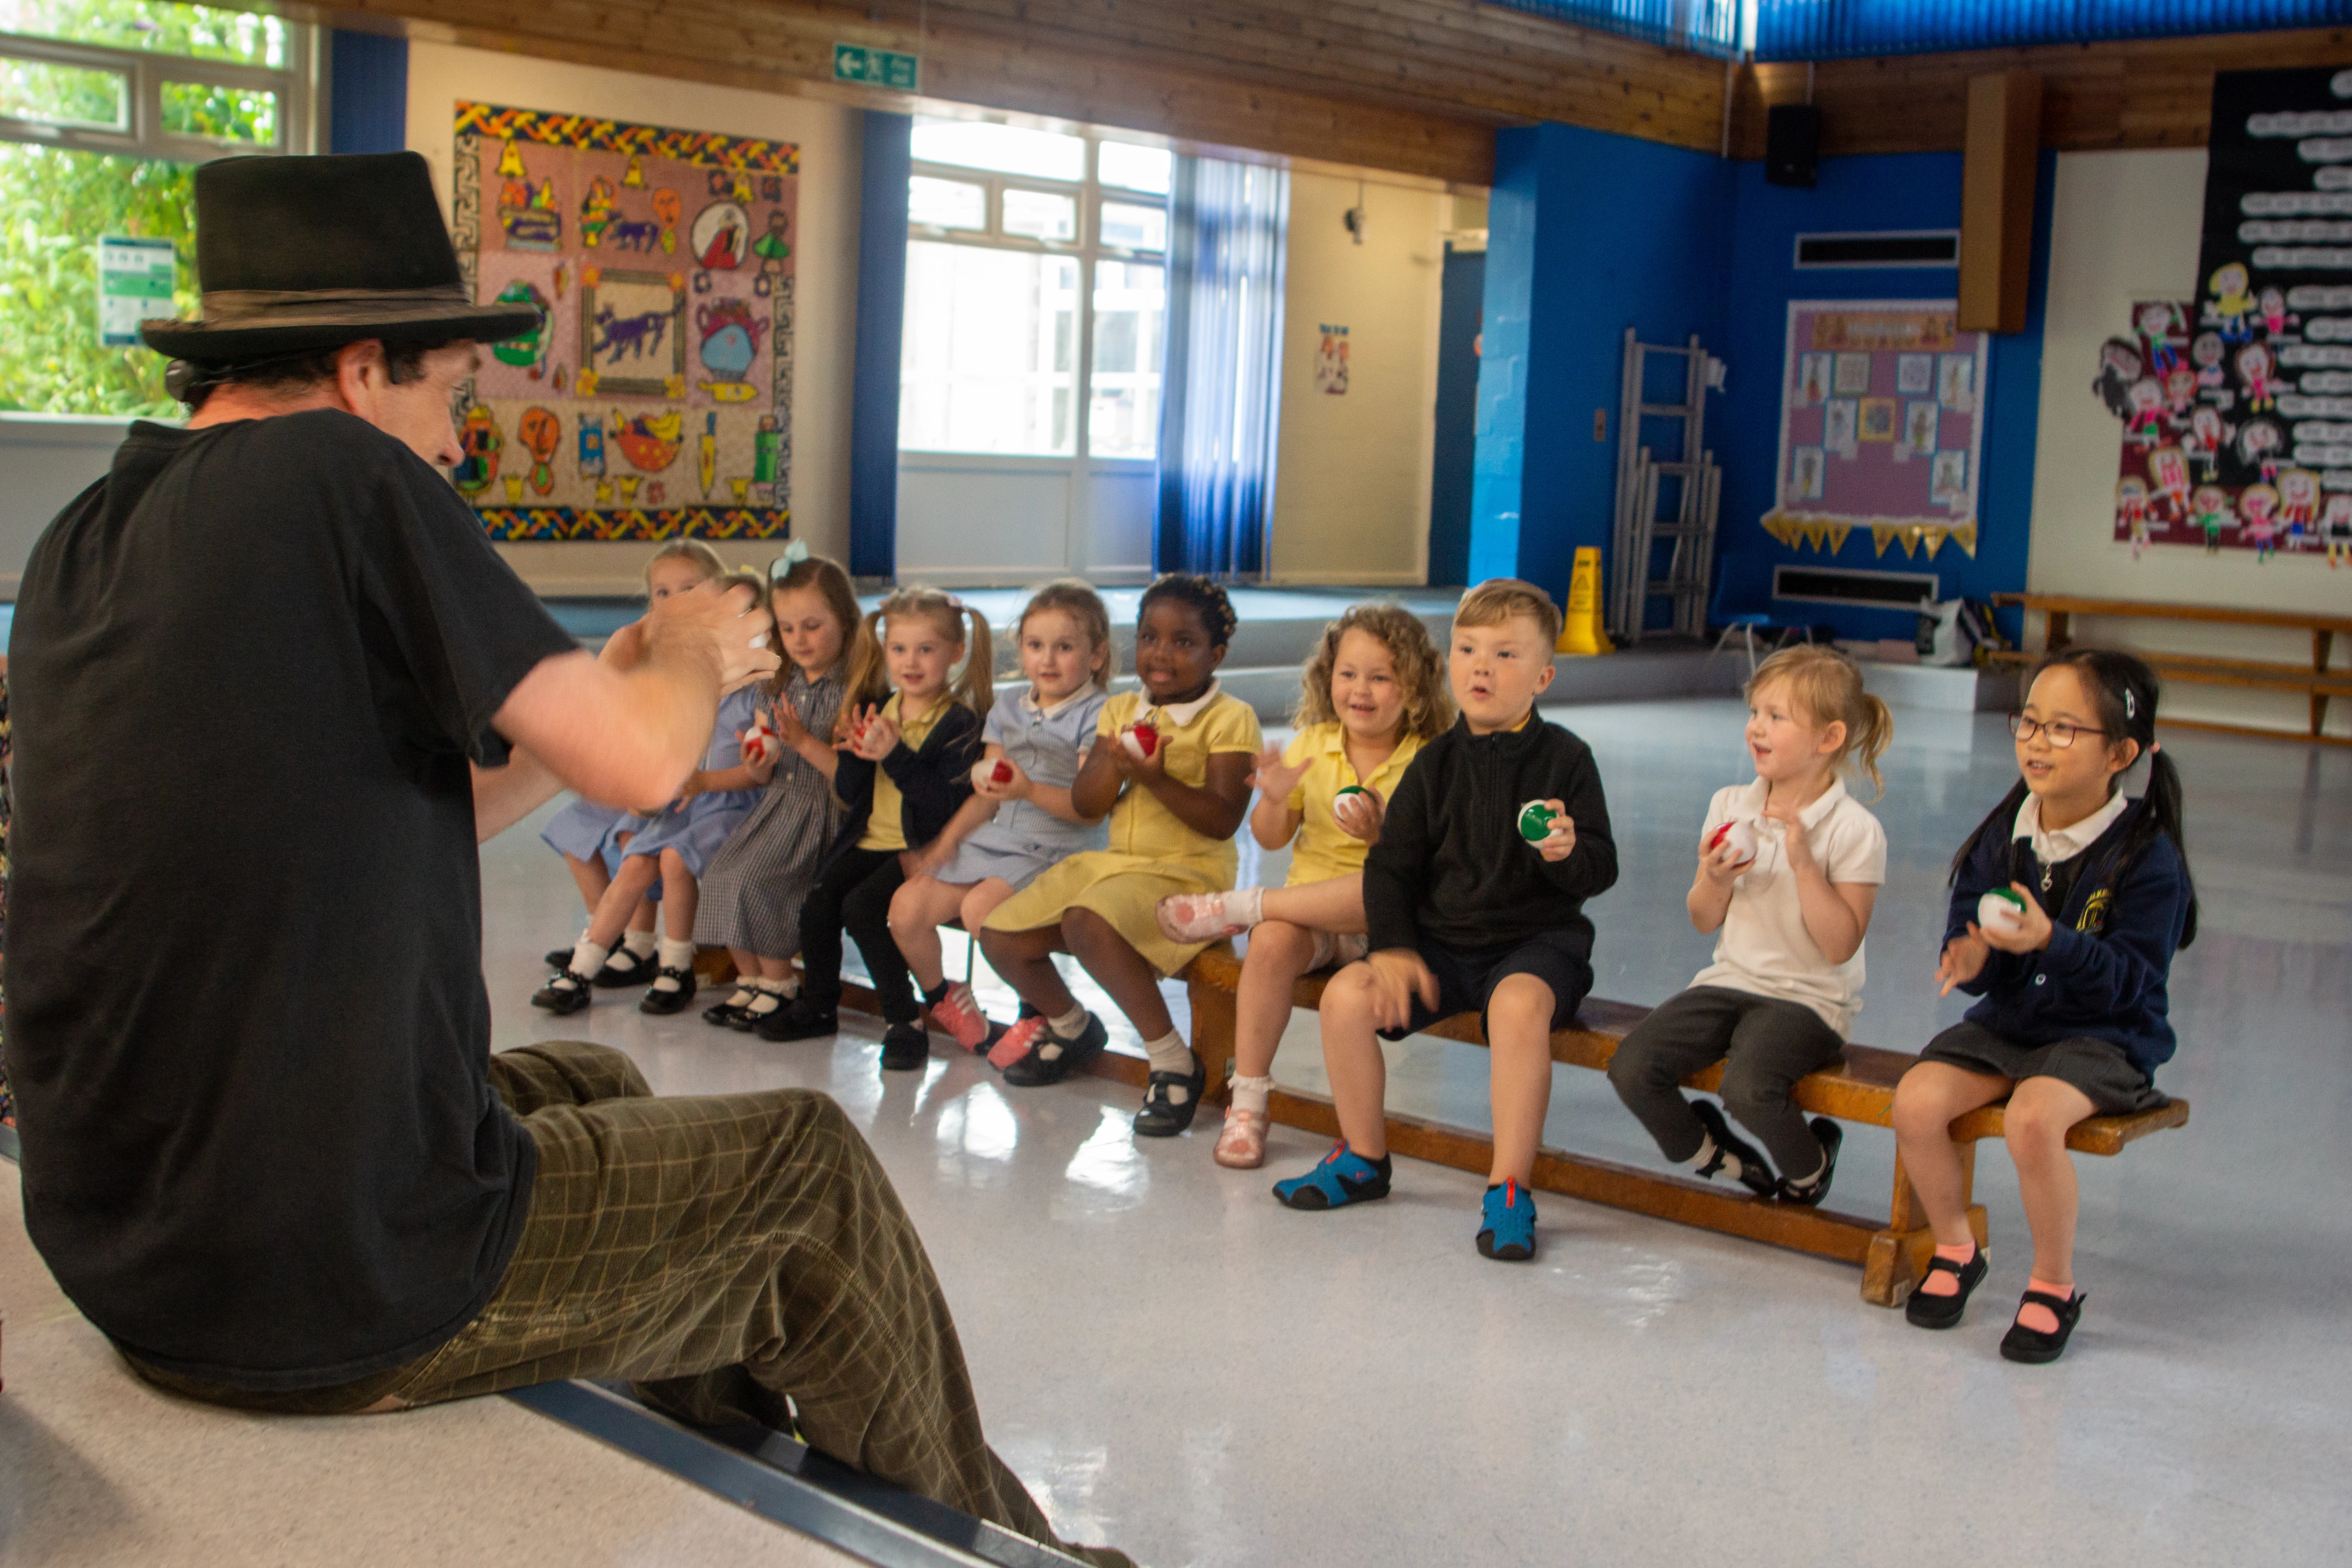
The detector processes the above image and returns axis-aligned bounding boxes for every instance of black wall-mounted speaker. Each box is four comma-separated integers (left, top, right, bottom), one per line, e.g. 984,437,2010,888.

1766,104,1820,189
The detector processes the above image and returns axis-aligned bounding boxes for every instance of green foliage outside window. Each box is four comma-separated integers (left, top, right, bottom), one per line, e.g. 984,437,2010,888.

0,0,285,415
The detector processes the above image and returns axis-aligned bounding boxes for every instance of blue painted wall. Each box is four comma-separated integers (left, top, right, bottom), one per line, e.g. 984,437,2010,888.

1711,149,2054,642
1470,122,1732,604
328,31,408,156
1468,125,2053,641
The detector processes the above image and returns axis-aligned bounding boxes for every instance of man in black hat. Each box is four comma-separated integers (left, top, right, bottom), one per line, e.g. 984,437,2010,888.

4,152,1127,1567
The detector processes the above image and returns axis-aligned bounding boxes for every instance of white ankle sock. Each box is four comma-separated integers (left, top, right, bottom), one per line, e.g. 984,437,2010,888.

1223,886,1265,928
1048,1003,1089,1038
650,937,695,991
723,984,758,1007
743,989,784,1016
622,927,659,958
564,940,611,985
1143,1029,1194,1078
1684,1132,1749,1182
1230,1073,1273,1116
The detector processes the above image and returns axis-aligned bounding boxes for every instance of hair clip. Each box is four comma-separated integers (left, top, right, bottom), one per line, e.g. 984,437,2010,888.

2125,688,2137,720
943,592,965,610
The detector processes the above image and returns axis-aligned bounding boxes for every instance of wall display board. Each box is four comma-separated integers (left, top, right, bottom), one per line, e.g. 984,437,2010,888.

2093,66,2352,559
452,102,797,542
1764,300,1988,559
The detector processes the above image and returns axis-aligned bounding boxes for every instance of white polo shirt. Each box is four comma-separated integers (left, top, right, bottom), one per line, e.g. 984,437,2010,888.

1688,775,1888,1038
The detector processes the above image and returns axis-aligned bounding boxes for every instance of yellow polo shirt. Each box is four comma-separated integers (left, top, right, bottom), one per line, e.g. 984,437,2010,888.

1280,721,1425,886
857,691,948,852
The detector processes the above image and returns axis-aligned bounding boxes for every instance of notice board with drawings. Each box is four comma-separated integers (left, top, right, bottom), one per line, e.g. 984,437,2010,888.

1764,300,1990,560
451,101,796,543
2091,65,2352,560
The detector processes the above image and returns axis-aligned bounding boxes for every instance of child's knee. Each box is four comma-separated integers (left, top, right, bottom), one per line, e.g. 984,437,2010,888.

1244,919,1314,970
2002,1086,2080,1154
1890,1073,1950,1139
1320,963,1379,1024
957,885,999,931
1716,1060,1788,1122
1486,974,1555,1035
659,848,688,875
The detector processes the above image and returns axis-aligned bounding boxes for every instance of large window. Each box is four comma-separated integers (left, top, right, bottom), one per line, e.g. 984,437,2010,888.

900,118,1170,461
0,0,315,415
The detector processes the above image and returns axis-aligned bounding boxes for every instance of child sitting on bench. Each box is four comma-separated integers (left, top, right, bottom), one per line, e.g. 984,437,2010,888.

1607,644,1891,1207
1270,579,1617,1264
1891,649,2196,1364
1155,603,1453,1169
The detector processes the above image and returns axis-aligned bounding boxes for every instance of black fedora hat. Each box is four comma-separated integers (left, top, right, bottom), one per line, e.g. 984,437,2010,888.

140,151,539,361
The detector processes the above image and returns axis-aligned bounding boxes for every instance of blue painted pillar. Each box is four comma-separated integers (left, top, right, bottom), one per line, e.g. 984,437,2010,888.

849,111,911,578
1467,128,1538,587
328,31,408,155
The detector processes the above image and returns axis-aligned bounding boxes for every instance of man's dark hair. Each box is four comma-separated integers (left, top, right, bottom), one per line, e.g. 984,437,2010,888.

169,336,459,407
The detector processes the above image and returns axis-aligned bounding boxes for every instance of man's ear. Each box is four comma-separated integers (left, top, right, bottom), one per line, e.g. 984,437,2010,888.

331,338,391,409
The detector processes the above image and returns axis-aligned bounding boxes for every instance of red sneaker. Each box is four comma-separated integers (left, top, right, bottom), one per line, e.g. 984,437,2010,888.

988,1014,1047,1071
930,983,994,1052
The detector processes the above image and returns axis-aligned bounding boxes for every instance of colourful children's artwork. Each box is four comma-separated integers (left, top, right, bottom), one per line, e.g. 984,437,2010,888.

1766,301,1990,559
453,102,796,541
1316,324,1350,396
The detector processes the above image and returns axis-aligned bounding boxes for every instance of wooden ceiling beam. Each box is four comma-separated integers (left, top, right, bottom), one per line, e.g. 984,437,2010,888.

1729,25,2352,159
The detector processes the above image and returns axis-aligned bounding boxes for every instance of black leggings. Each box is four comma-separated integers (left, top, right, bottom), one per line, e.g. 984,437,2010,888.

1606,985,1845,1178
799,848,915,1023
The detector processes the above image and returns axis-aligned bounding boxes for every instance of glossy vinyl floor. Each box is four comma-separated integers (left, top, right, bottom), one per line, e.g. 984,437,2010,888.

481,698,2352,1568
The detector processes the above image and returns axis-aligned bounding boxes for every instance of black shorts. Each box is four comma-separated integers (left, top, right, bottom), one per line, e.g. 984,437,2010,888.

1919,1020,2169,1116
1377,929,1595,1042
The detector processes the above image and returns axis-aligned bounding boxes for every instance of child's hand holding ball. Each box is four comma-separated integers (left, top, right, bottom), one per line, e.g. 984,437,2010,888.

1517,799,1577,862
1975,883,2052,954
1333,783,1385,842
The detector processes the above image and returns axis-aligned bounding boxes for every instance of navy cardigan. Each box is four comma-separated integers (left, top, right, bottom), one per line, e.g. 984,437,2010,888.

1943,798,2191,1078
824,699,983,870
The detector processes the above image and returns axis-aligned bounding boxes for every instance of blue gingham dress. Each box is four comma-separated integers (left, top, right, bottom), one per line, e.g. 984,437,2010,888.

618,685,764,878
933,684,1109,890
692,670,846,957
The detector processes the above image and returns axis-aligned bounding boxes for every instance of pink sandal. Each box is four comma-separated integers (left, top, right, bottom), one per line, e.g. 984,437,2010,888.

1214,1107,1269,1168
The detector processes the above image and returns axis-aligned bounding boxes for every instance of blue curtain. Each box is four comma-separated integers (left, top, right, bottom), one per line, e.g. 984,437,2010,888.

1156,157,1290,579
1485,0,1740,55
1757,0,2352,59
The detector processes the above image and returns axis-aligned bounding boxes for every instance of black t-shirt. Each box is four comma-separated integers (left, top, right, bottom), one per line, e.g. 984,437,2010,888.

4,409,577,1389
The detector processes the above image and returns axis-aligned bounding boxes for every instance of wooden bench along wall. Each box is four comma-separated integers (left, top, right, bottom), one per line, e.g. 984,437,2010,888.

1991,592,2352,746
728,947,2187,1309
1180,951,2188,1309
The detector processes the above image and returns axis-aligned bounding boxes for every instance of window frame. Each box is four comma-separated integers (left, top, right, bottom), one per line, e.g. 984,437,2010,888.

0,20,318,161
903,129,1169,463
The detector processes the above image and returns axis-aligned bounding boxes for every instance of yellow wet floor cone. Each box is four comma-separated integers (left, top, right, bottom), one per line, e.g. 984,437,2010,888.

1557,545,1614,655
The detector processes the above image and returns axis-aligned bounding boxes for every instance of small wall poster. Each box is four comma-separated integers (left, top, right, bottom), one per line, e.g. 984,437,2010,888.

1316,323,1350,395
1767,299,1991,558
452,101,797,543
97,236,176,348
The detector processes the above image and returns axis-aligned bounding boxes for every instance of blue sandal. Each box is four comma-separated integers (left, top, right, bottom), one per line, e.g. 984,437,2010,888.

1477,1178,1537,1261
1272,1145,1392,1210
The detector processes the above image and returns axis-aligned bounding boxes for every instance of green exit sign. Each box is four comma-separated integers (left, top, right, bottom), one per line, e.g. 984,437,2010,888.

834,42,919,91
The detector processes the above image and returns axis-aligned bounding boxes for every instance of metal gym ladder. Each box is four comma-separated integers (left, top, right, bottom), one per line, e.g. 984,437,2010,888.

1610,327,1722,643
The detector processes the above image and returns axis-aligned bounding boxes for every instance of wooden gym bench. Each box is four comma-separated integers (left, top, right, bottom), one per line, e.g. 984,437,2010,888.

1177,951,2189,1307
1990,592,2352,746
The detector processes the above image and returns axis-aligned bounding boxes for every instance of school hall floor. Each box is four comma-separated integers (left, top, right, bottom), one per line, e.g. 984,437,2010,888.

9,696,2348,1566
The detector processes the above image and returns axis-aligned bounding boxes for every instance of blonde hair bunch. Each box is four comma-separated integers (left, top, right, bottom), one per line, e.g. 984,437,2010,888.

839,586,996,738
1745,643,1894,799
1296,603,1454,742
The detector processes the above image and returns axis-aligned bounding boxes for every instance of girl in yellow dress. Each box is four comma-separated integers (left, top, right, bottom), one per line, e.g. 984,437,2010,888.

1153,604,1453,1168
980,574,1261,1136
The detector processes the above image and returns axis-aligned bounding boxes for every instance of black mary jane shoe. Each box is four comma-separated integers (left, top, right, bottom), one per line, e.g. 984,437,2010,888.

879,1022,931,1072
1776,1118,1844,1207
1002,1013,1108,1087
2000,1288,2085,1365
702,993,754,1027
1904,1247,1990,1329
637,966,699,1015
1691,1100,1780,1198
531,971,594,1015
593,946,658,989
1133,1055,1209,1137
544,945,577,969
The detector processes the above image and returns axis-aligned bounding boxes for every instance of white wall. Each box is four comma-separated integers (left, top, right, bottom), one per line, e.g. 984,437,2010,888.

0,415,136,597
1266,171,1446,584
406,42,861,593
2029,148,2349,739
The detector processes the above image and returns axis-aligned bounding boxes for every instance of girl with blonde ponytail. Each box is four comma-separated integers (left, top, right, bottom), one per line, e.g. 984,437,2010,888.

757,587,988,1072
1607,644,1893,1210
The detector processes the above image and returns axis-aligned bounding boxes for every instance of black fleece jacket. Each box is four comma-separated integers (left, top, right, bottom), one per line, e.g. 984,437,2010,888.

1363,713,1618,956
823,700,983,869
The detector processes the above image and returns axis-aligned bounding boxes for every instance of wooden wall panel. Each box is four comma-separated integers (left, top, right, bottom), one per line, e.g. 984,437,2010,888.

318,0,1733,186
1729,26,2352,159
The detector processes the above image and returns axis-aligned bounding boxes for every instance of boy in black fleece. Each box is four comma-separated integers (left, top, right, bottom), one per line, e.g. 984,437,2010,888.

1272,580,1617,1263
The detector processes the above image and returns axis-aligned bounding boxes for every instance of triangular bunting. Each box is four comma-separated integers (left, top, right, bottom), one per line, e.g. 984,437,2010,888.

1952,521,1978,557
1872,524,1896,557
1922,525,1950,557
1825,523,1852,552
